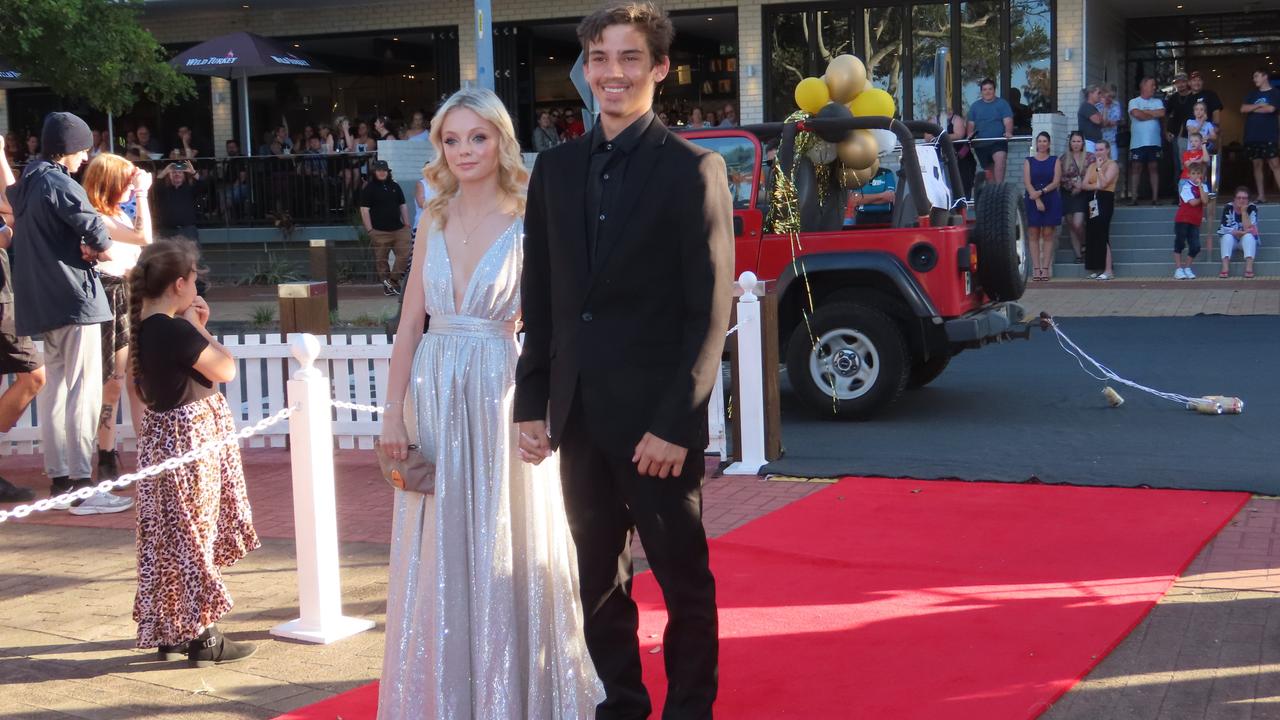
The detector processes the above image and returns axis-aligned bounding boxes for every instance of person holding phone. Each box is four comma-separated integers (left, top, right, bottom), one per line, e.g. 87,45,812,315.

155,161,203,243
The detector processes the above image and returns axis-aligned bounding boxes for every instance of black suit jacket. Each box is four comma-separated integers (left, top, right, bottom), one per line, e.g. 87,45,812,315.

515,119,735,457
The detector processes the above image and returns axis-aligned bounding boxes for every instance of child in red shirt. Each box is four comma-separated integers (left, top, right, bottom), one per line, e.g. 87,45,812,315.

1173,162,1206,279
1180,133,1207,181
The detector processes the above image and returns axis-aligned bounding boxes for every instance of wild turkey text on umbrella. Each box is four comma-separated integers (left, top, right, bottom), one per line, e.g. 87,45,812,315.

169,32,329,156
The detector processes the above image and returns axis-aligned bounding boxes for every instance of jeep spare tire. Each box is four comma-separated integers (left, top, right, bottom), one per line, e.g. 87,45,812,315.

785,302,908,420
973,182,1028,301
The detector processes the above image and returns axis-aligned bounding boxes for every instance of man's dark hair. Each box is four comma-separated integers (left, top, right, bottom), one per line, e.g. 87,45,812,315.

1256,68,1273,78
1235,185,1251,196
577,2,675,64
979,78,996,89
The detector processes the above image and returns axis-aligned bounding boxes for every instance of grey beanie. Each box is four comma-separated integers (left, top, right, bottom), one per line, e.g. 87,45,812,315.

40,111,94,158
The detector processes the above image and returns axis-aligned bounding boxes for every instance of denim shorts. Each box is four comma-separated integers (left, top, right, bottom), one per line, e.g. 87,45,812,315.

1174,222,1201,257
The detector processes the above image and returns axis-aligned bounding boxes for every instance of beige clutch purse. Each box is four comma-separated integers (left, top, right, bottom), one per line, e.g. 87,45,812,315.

374,441,436,494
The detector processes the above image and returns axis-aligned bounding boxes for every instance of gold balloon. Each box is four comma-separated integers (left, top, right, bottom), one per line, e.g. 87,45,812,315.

824,54,868,104
836,130,879,170
844,159,880,189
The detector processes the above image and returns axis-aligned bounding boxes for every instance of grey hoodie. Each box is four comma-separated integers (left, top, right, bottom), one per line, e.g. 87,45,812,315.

5,159,113,336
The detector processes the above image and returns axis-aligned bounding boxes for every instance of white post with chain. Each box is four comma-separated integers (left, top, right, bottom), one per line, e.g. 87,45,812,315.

272,334,374,644
725,272,768,476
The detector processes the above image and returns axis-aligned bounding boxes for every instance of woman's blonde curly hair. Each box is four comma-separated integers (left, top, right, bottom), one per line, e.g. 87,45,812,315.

423,87,528,228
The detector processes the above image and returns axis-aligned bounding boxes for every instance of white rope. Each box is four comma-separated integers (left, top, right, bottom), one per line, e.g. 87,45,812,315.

0,406,295,524
1046,318,1198,406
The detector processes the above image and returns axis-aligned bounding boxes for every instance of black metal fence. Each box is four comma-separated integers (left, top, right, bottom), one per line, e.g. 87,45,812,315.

130,152,379,228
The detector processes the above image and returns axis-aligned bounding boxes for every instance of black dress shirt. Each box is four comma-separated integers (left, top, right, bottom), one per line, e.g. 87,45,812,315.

585,110,655,268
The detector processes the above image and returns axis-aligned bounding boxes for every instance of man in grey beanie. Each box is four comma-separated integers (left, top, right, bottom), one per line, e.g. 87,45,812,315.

5,111,132,515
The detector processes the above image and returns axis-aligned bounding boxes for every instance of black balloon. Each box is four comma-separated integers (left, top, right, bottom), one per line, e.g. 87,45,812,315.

813,102,853,143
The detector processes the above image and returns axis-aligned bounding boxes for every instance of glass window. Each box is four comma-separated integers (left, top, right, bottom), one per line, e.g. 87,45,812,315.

1010,0,1053,113
959,2,1001,115
911,3,951,122
765,8,853,121
687,135,759,209
861,7,905,117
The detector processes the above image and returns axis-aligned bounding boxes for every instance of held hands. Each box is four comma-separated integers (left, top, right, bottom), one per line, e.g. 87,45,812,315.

633,433,688,479
518,420,551,465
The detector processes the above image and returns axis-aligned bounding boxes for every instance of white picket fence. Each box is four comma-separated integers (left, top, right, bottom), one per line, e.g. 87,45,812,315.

0,331,731,459
0,333,391,456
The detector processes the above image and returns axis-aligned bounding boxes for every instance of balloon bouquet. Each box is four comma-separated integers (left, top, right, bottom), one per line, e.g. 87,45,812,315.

768,54,899,233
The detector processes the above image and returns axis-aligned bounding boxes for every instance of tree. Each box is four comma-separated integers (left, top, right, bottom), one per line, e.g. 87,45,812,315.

0,0,194,115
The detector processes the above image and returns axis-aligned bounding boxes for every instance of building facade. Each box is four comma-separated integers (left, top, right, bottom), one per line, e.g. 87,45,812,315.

3,0,1277,159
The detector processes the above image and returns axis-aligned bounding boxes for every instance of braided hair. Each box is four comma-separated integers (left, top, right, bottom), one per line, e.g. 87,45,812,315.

127,240,203,406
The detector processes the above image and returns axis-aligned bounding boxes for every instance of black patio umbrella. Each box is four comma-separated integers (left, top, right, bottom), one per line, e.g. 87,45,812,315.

170,32,329,156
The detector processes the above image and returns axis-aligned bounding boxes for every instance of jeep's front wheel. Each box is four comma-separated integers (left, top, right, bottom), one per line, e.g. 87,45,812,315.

785,302,908,420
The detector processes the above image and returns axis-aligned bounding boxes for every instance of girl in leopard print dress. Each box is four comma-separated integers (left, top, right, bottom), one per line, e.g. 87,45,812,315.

129,240,259,667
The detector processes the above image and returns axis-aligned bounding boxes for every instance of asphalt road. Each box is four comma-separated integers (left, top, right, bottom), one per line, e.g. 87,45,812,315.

763,316,1279,494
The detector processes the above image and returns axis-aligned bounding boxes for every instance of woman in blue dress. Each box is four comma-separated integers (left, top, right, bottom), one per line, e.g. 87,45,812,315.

1024,131,1063,281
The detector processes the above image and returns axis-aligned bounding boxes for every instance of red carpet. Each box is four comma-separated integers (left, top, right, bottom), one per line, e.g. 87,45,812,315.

276,477,1246,719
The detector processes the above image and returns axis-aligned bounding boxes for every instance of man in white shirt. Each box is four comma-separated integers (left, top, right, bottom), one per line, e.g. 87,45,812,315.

1127,77,1166,205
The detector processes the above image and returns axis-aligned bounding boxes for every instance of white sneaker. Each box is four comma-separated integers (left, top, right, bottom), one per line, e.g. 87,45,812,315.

1096,272,1112,281
1088,272,1100,279
1174,267,1187,279
48,495,74,511
1184,267,1196,279
68,491,135,516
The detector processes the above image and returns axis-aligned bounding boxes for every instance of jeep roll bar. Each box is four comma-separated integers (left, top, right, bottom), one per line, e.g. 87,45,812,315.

743,117,968,223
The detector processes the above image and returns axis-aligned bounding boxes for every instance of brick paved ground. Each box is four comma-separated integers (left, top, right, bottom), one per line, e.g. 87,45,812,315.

0,451,823,719
3,283,1278,719
1042,497,1280,720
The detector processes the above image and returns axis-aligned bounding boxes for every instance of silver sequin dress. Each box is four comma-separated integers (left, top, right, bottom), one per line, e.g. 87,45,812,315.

378,217,604,719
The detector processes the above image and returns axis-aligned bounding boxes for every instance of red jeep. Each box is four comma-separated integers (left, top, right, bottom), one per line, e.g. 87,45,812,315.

684,117,1031,419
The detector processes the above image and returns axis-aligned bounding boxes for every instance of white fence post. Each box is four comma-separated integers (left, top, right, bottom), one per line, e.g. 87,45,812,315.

724,272,768,476
271,333,375,644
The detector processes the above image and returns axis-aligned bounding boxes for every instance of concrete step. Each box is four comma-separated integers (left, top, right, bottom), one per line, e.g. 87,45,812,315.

1053,246,1280,263
1049,260,1280,279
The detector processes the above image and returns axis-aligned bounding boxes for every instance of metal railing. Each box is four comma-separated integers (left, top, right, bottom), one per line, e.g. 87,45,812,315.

132,153,378,229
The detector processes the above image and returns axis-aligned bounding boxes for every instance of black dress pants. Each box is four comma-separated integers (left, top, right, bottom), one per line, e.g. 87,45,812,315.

558,401,719,720
1085,190,1115,272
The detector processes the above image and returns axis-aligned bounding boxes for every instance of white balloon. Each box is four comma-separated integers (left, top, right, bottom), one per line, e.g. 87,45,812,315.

870,129,899,156
806,141,838,166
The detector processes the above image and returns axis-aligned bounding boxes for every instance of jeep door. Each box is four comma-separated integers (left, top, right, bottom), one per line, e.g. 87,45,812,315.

684,130,763,278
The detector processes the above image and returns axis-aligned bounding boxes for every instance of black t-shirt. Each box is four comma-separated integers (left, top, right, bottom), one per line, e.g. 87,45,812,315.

138,314,216,412
360,180,406,231
1192,89,1224,119
1166,92,1197,136
154,180,201,228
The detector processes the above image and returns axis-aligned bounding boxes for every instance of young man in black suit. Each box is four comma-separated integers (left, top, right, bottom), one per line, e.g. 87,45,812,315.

514,3,735,718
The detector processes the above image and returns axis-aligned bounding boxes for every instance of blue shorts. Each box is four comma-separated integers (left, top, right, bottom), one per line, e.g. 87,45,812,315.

1130,146,1161,164
1174,222,1201,257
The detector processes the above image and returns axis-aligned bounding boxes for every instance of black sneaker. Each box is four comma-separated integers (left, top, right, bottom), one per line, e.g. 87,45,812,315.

0,476,34,503
97,449,121,483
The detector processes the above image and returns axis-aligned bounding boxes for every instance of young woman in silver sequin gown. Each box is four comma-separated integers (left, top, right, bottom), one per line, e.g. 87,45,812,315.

376,89,603,719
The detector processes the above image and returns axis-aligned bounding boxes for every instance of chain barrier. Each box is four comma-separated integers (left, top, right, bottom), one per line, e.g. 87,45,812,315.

331,400,384,415
0,396,400,523
0,406,296,524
